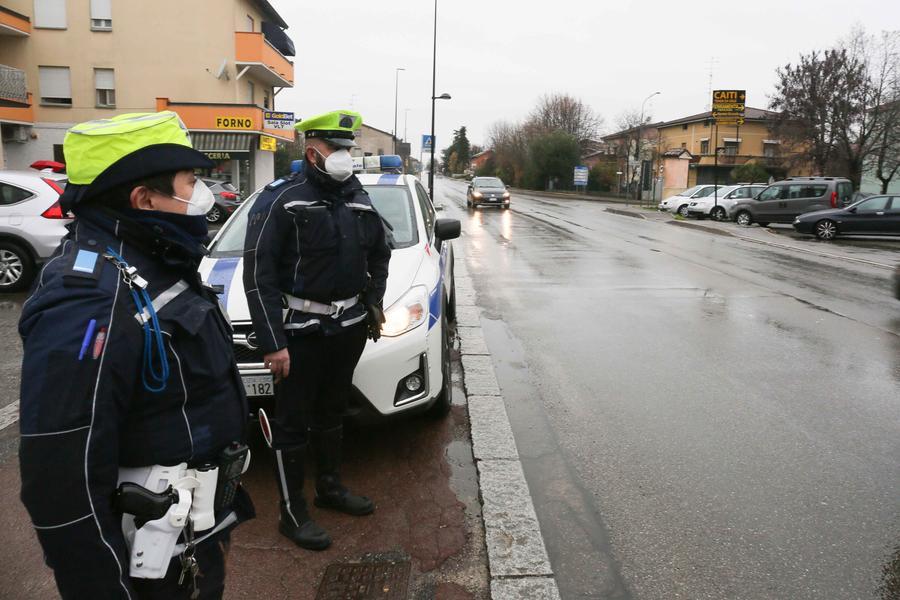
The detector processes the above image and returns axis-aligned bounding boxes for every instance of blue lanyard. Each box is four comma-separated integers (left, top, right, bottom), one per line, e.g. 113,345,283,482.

105,247,169,393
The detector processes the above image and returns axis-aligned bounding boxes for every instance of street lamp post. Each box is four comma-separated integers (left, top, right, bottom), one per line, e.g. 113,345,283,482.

429,93,451,199
392,67,405,154
428,0,451,200
635,91,661,205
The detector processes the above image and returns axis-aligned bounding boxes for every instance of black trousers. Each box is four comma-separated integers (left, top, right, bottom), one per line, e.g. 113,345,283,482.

131,533,229,600
271,324,367,448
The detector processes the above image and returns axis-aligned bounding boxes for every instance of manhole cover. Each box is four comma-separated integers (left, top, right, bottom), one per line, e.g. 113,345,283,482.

316,560,411,600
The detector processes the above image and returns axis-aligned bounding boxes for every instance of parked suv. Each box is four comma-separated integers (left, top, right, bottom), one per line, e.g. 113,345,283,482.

731,177,854,227
0,168,70,292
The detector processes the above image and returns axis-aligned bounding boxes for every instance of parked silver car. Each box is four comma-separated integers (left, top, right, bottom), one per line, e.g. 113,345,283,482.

0,169,70,292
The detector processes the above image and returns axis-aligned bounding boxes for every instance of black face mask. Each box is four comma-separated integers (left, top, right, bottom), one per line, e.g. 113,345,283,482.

121,208,209,247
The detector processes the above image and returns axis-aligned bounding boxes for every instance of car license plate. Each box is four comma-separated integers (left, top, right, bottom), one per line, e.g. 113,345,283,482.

243,375,274,397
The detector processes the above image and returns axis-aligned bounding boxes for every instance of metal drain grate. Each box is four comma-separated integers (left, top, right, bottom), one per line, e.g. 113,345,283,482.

315,560,411,599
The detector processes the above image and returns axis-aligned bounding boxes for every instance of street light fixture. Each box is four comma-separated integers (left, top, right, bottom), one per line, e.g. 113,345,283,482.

393,67,405,154
635,90,661,205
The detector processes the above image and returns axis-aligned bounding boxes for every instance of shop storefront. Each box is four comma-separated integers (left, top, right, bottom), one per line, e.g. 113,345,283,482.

156,99,293,196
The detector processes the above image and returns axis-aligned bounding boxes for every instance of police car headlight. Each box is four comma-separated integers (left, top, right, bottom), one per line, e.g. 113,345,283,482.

382,285,429,337
472,191,483,199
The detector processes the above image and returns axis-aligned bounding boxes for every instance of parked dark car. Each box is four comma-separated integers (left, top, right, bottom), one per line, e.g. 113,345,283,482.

467,177,510,209
202,179,242,223
792,194,900,240
732,177,854,227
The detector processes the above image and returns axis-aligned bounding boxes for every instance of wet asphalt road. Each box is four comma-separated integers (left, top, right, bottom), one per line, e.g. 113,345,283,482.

436,179,900,600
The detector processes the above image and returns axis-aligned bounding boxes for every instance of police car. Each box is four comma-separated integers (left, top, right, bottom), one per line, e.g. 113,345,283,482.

198,155,461,420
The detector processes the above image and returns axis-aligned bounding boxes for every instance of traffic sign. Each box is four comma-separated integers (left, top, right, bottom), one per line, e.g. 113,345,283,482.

714,116,745,126
422,135,434,152
574,166,589,186
712,89,746,116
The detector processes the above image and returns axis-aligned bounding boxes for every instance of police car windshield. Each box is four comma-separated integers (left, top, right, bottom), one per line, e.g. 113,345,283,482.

207,187,418,258
364,186,418,248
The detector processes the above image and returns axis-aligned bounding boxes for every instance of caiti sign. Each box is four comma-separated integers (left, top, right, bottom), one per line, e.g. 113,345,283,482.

215,116,254,129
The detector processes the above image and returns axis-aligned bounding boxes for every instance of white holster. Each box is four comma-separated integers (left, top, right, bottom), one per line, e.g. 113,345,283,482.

118,463,219,579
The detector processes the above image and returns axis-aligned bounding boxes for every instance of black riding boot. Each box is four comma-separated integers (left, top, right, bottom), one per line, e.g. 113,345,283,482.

272,444,331,550
310,426,375,516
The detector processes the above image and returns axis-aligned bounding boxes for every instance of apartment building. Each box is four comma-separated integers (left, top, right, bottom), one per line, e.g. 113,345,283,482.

0,0,295,194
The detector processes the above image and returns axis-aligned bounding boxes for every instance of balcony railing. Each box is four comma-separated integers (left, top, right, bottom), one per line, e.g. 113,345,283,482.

234,32,294,87
0,65,28,104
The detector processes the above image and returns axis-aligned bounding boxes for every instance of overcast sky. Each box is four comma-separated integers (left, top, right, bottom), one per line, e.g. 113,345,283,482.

271,0,899,157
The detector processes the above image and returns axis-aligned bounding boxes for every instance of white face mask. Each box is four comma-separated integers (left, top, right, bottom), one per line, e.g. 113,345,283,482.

172,179,216,216
314,147,354,182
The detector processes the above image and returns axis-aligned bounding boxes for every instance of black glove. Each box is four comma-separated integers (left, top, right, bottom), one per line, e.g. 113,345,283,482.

366,304,385,342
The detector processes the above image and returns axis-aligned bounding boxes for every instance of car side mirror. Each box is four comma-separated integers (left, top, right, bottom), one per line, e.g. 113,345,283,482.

847,207,857,213
434,218,461,250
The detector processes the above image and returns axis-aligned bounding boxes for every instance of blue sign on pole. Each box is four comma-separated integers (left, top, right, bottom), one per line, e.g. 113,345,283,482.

422,135,434,152
574,166,589,187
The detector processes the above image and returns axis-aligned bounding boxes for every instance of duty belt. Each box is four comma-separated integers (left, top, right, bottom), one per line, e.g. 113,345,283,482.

284,294,359,317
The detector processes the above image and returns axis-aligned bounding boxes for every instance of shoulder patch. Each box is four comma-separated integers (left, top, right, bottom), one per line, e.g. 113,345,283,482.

63,248,103,287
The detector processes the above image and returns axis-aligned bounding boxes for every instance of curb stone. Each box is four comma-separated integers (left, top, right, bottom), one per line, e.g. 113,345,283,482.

451,244,561,599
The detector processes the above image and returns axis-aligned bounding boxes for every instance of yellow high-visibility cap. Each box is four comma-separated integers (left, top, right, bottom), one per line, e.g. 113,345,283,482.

64,111,194,185
295,110,362,148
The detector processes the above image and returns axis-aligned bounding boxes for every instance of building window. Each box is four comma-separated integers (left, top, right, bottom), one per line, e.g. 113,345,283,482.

700,140,710,154
763,142,778,158
724,140,739,156
263,90,271,109
38,66,72,106
34,0,66,29
681,142,686,149
247,15,254,31
94,68,115,108
90,0,112,30
247,80,254,104
682,124,688,131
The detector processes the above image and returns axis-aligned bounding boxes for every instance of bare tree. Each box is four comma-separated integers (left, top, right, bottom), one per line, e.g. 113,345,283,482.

863,31,900,193
613,109,657,193
526,93,604,147
770,28,900,188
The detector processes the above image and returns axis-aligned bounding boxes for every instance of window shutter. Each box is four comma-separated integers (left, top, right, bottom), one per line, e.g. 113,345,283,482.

39,66,71,99
90,0,112,20
94,68,115,90
34,0,67,28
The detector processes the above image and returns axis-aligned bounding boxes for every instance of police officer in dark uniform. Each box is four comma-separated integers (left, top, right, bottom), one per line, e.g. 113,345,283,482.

18,112,253,599
243,110,391,551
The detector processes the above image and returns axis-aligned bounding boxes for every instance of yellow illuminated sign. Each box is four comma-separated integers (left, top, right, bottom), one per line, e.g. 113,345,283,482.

259,135,277,152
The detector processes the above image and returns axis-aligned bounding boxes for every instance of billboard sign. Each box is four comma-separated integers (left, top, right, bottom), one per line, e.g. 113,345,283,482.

263,111,295,131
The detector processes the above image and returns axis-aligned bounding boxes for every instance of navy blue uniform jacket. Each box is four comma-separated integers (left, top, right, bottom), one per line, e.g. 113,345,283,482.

18,210,248,599
243,166,391,354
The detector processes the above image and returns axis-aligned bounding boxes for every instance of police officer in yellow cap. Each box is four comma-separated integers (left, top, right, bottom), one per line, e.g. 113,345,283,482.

18,111,253,599
243,110,390,550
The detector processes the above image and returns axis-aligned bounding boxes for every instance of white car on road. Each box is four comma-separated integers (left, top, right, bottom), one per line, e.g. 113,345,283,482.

686,184,767,221
658,185,724,217
199,156,461,421
0,166,70,292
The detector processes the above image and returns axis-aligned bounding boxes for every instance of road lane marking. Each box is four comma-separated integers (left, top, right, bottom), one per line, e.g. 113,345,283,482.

0,401,19,431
